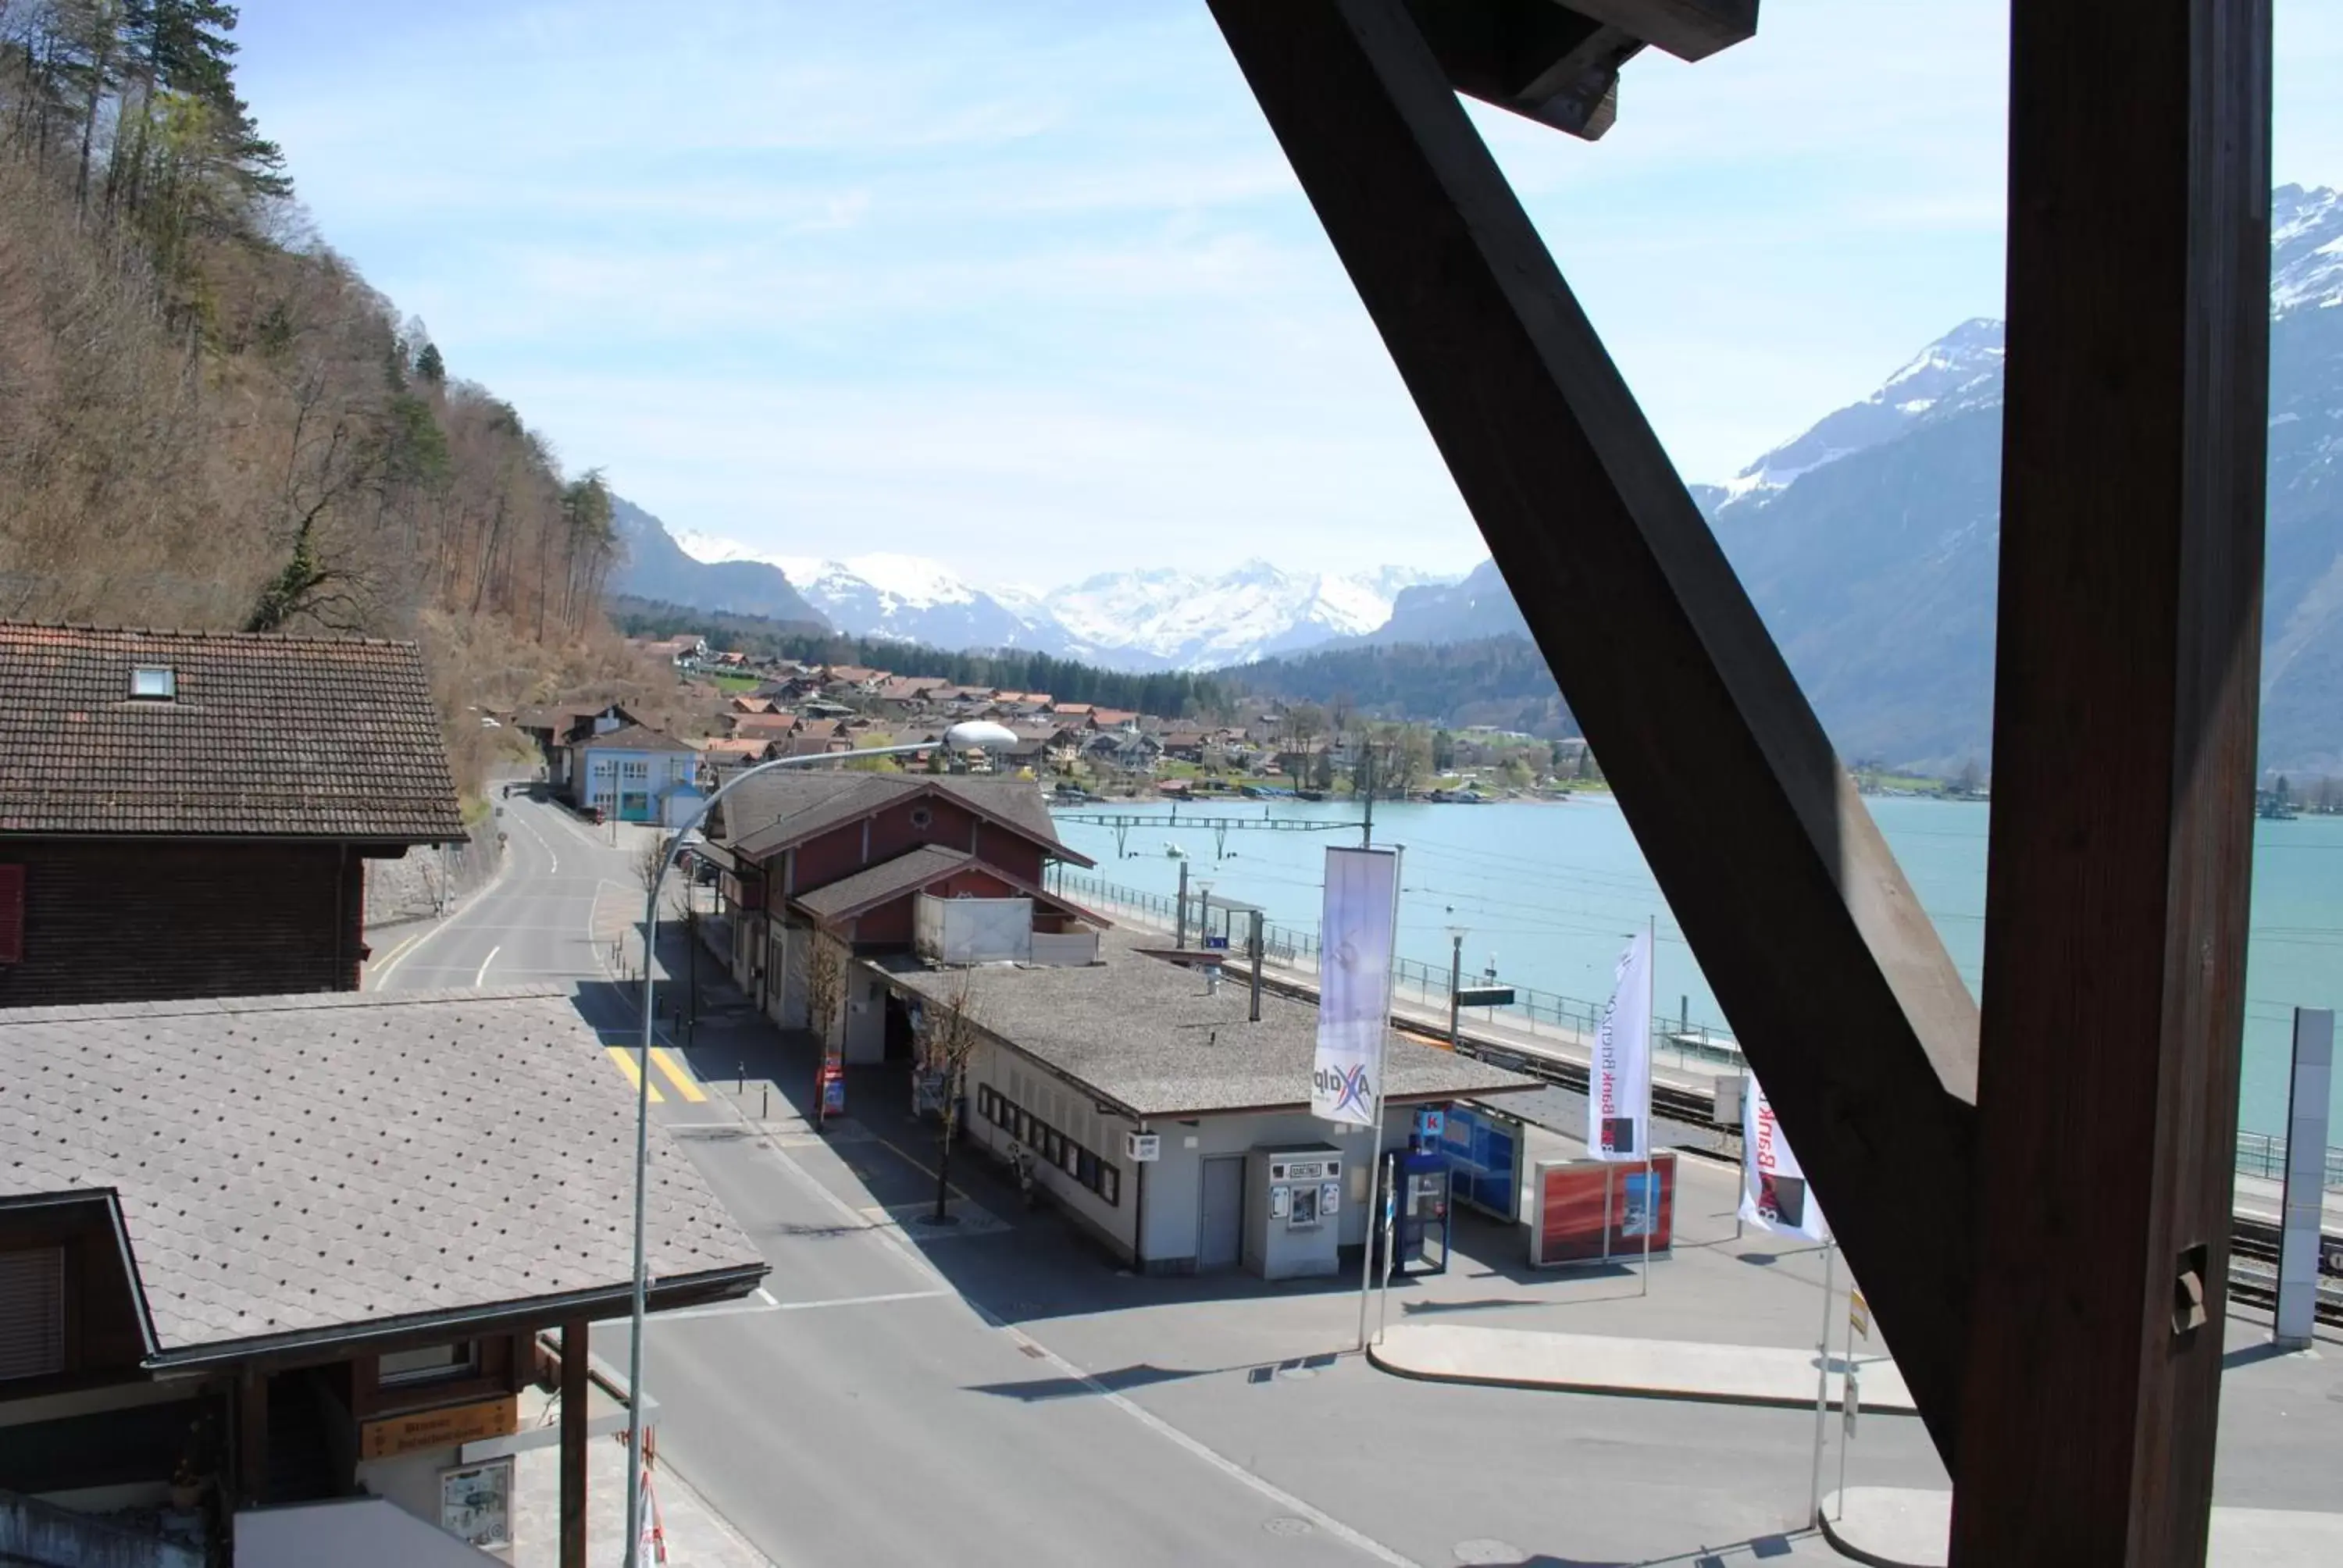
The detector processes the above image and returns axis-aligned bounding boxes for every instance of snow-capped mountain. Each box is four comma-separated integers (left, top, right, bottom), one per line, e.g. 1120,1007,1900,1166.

666,530,1443,669
1046,561,1442,668
1721,317,2006,503
675,538,1061,654
1329,181,2343,771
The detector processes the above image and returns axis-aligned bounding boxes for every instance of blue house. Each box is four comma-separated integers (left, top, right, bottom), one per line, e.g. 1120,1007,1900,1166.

572,724,702,825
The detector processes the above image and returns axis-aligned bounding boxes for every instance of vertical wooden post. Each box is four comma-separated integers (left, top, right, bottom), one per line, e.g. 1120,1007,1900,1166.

236,1366,269,1508
560,1320,590,1568
1955,1,2272,1561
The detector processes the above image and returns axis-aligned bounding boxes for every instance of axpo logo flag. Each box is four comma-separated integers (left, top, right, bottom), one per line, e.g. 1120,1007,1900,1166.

1589,928,1653,1162
1739,1074,1831,1243
1313,846,1401,1127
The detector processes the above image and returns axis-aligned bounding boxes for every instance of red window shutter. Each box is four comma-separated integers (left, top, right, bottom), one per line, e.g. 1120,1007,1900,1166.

0,864,21,964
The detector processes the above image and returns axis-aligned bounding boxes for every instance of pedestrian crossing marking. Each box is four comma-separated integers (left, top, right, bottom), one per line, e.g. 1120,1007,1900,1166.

604,1046,665,1103
649,1047,708,1103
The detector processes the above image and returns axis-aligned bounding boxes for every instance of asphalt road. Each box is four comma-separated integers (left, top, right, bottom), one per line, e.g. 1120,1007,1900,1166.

368,793,1409,1567
362,793,2343,1566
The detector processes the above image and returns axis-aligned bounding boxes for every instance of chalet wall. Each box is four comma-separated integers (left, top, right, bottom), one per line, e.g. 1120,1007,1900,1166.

0,839,367,1007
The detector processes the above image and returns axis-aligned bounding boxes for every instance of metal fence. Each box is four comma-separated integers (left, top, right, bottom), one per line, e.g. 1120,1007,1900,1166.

2235,1130,2343,1192
1059,868,2343,1190
1057,869,1740,1072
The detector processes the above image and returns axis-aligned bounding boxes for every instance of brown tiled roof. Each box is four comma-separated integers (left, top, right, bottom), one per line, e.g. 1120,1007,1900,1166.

577,723,695,754
0,622,463,842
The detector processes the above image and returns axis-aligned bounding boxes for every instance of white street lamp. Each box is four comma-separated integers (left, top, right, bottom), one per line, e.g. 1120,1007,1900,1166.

621,718,1015,1565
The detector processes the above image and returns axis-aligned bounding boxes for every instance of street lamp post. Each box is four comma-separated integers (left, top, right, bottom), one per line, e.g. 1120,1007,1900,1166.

620,719,1017,1567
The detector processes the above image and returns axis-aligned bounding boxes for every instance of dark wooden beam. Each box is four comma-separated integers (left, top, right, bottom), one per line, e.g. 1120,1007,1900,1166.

1207,0,1980,1459
1563,0,1758,62
1952,1,2271,1560
236,1366,269,1507
560,1320,590,1568
1406,1,1637,141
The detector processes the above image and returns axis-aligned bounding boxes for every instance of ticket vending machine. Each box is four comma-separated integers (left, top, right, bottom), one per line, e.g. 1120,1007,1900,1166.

1243,1143,1343,1280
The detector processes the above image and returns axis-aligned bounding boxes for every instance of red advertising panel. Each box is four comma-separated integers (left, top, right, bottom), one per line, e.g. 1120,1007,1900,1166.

1532,1153,1676,1267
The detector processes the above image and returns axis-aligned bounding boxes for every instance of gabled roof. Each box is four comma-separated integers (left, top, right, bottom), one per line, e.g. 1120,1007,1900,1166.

715,773,1089,866
0,622,464,842
0,987,765,1362
576,722,695,754
794,843,1111,926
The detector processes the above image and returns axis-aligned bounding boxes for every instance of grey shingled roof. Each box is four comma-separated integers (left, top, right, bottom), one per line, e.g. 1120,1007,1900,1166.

796,844,979,919
879,932,1539,1118
0,622,464,841
0,987,765,1360
793,843,1107,925
715,772,1086,865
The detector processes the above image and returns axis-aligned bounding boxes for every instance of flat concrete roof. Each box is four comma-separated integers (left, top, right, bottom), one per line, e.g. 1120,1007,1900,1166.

877,932,1539,1120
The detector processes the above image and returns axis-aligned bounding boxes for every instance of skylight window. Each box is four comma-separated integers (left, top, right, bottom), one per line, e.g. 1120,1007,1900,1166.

128,666,176,700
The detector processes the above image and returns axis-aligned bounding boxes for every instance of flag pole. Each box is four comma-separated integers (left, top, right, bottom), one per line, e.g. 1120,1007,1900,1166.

1355,845,1403,1352
1808,1236,1838,1526
1641,914,1655,1298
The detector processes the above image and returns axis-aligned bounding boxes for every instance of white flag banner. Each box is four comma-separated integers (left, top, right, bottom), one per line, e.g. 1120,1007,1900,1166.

1313,846,1401,1126
1740,1074,1830,1242
1589,929,1653,1161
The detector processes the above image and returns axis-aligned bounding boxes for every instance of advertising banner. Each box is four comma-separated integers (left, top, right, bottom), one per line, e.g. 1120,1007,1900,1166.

1531,1153,1677,1265
1313,846,1401,1126
1589,929,1653,1160
1739,1074,1830,1242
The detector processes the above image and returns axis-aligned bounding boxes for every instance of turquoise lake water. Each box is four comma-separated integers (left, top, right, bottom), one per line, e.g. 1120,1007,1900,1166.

1049,796,2343,1139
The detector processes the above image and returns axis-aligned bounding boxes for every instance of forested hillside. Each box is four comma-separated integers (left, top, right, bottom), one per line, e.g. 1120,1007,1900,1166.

1229,636,1574,738
0,1,637,792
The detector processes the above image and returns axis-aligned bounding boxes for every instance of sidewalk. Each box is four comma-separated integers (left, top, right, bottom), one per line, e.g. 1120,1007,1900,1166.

1818,1487,2343,1568
1370,1321,1913,1413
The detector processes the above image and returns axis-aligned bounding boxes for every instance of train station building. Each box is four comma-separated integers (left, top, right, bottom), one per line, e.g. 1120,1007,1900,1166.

878,931,1539,1276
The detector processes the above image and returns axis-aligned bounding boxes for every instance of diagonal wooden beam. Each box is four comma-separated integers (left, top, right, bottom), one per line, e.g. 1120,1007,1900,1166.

1952,2,2271,1560
1207,0,1981,1457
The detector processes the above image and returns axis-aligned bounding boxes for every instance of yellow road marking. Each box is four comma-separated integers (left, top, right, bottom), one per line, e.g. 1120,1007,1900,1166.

649,1047,707,1103
604,1046,665,1103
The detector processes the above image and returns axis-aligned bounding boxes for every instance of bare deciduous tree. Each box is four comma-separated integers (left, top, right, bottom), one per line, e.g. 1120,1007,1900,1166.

915,970,985,1221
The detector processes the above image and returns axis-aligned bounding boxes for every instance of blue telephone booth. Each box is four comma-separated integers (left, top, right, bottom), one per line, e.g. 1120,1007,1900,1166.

1386,1146,1453,1277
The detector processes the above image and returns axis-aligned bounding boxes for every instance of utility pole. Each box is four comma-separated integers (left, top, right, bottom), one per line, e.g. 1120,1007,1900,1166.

1175,857,1190,948
1446,926,1466,1049
1249,909,1265,1022
1360,739,1376,847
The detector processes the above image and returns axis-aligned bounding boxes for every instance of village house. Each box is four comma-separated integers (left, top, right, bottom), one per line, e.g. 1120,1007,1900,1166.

702,775,1104,1063
0,986,765,1566
725,711,800,743
630,633,706,665
513,702,643,793
0,623,466,1008
569,723,701,825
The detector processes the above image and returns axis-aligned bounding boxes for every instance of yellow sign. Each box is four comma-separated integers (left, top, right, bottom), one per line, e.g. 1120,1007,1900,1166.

362,1395,519,1461
1849,1288,1871,1342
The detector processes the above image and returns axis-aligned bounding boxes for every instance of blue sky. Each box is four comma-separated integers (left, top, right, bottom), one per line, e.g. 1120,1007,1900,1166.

234,2,2343,587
